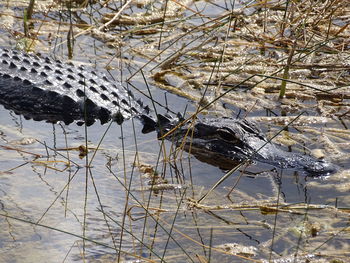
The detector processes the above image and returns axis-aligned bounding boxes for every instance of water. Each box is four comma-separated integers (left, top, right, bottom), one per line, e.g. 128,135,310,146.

0,0,349,262
1,97,347,262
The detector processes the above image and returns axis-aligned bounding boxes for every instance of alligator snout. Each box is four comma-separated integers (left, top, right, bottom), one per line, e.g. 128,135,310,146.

302,158,338,176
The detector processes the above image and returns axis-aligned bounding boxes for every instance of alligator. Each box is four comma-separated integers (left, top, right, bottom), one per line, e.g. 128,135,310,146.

0,47,337,176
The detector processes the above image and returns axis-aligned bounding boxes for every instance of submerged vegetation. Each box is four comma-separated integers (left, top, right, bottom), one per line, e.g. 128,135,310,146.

0,0,349,262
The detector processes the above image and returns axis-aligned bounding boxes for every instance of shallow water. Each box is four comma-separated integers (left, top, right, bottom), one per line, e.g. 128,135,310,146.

0,0,349,262
1,94,348,262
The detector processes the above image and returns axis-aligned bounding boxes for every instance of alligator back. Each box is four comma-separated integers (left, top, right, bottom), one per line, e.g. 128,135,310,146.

0,48,149,125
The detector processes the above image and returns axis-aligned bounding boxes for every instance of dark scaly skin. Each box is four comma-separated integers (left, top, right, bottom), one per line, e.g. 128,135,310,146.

0,48,150,126
0,47,337,176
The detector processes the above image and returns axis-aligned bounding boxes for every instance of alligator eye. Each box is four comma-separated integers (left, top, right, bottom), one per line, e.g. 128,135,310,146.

217,129,236,141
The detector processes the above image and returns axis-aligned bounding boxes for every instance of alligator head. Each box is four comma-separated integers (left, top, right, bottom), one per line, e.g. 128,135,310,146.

158,116,338,176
